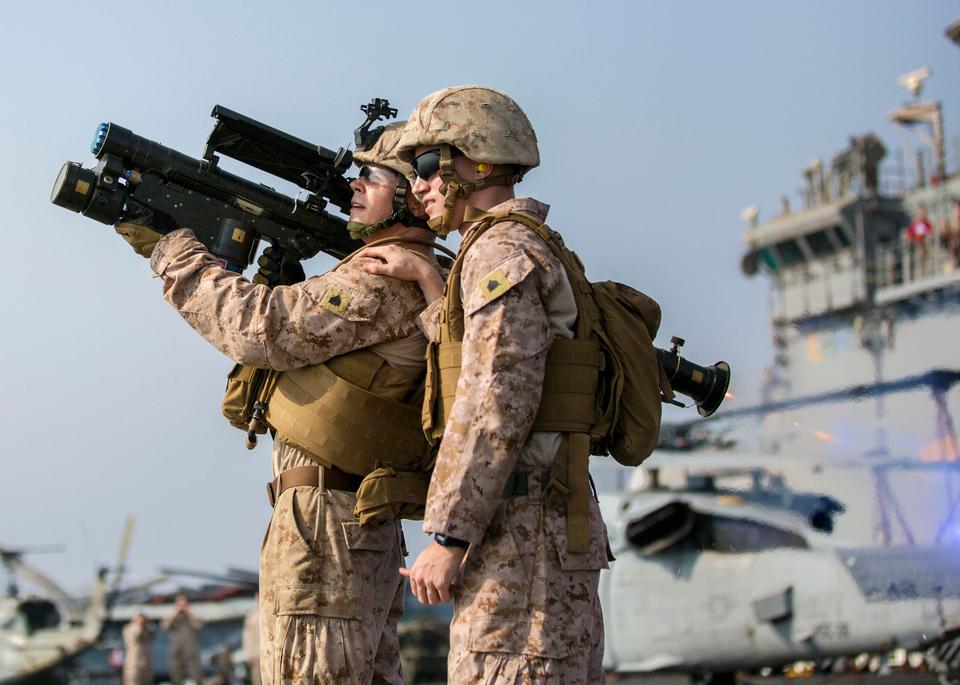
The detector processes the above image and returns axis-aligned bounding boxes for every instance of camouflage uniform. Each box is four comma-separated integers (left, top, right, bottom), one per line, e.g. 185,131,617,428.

162,609,203,685
121,619,154,685
418,198,609,684
150,230,429,684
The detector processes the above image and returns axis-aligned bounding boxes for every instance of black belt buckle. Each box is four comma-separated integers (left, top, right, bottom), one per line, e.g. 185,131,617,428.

502,470,529,498
266,481,277,508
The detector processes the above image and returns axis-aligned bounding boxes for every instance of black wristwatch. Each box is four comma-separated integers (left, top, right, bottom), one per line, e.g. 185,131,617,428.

434,533,469,549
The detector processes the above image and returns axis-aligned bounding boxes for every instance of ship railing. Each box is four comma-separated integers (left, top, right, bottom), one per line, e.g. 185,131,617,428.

874,230,960,289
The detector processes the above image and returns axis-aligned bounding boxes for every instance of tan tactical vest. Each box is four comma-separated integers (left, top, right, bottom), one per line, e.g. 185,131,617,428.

423,210,608,552
266,348,433,523
222,237,453,524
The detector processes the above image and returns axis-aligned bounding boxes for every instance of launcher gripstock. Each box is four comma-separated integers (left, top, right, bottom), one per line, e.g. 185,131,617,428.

656,336,731,417
51,105,365,271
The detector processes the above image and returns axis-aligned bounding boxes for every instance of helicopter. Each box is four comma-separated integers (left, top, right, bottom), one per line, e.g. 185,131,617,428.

599,457,960,682
0,518,133,685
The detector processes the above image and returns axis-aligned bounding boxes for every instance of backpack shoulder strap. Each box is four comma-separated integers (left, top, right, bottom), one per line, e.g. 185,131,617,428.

458,209,602,342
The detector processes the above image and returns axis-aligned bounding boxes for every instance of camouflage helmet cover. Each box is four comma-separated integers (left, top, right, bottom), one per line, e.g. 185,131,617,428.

352,121,415,184
397,85,539,172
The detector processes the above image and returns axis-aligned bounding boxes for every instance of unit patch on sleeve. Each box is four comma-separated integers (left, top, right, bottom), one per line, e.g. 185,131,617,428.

479,268,512,302
320,287,352,315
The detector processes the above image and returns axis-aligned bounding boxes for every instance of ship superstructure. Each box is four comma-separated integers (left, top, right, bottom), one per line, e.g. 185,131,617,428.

735,72,960,545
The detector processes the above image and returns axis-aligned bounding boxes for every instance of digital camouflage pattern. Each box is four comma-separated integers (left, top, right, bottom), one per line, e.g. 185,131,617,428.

121,620,154,685
161,610,203,685
259,472,405,684
150,229,429,371
351,121,416,183
150,230,434,684
396,85,540,171
421,198,608,684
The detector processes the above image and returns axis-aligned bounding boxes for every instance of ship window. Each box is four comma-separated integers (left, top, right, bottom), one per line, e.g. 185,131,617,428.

759,248,779,271
806,230,835,257
693,514,808,553
774,239,805,267
832,226,852,247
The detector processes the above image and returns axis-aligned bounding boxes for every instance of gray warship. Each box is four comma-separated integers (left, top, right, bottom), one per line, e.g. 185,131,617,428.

723,58,960,548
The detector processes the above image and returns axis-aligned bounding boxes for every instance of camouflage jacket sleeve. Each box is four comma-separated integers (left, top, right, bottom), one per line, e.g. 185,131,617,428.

423,224,565,544
150,229,426,370
416,297,443,341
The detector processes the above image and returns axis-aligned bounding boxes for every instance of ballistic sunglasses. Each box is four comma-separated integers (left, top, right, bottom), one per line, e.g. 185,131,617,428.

411,149,443,180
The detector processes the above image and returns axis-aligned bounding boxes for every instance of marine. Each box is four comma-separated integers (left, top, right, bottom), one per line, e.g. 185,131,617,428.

114,121,443,685
365,85,612,684
162,595,203,685
121,612,155,685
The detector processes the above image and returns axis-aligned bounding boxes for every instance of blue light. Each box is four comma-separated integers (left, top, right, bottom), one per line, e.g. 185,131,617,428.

90,123,108,155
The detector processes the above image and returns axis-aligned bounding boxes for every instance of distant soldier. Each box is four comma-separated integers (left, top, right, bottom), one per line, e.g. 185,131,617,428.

241,597,261,685
162,595,203,685
121,612,154,685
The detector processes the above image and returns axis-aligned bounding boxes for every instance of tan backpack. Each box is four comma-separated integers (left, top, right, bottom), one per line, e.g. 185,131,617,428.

428,210,671,467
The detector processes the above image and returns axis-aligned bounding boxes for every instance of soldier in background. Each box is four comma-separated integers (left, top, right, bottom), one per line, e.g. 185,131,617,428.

241,597,261,685
162,595,203,685
121,612,154,685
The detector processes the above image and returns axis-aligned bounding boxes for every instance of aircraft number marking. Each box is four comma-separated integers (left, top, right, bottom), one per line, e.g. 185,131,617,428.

813,622,850,640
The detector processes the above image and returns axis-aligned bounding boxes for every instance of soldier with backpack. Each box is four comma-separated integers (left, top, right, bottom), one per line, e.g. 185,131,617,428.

361,85,665,684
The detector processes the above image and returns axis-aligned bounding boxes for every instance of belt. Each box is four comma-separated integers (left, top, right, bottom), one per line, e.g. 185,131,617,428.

266,464,364,507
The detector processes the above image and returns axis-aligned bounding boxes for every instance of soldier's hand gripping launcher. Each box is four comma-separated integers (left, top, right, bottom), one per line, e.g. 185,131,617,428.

657,336,731,417
50,103,391,269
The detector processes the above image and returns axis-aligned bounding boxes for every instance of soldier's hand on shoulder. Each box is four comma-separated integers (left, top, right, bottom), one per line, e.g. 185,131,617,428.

357,245,427,282
252,246,306,287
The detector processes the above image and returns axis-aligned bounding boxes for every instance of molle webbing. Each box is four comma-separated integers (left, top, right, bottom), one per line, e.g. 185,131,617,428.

429,339,604,440
425,209,603,552
265,349,428,478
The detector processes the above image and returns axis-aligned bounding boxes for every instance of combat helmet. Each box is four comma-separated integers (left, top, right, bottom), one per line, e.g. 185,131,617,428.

397,85,539,236
348,121,427,240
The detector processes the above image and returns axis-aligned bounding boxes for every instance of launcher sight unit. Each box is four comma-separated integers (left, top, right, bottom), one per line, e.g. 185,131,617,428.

51,100,399,270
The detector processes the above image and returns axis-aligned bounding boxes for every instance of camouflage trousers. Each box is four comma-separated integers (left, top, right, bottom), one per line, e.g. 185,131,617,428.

121,664,153,685
169,645,202,685
259,485,406,685
447,485,607,684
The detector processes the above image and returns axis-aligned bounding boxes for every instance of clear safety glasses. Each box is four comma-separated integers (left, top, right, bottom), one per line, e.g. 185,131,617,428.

357,165,398,186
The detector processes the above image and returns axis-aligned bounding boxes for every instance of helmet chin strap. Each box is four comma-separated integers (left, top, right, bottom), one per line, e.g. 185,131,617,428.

429,145,520,238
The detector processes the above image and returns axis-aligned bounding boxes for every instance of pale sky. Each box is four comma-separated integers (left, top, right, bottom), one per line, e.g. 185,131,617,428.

1,1,958,589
